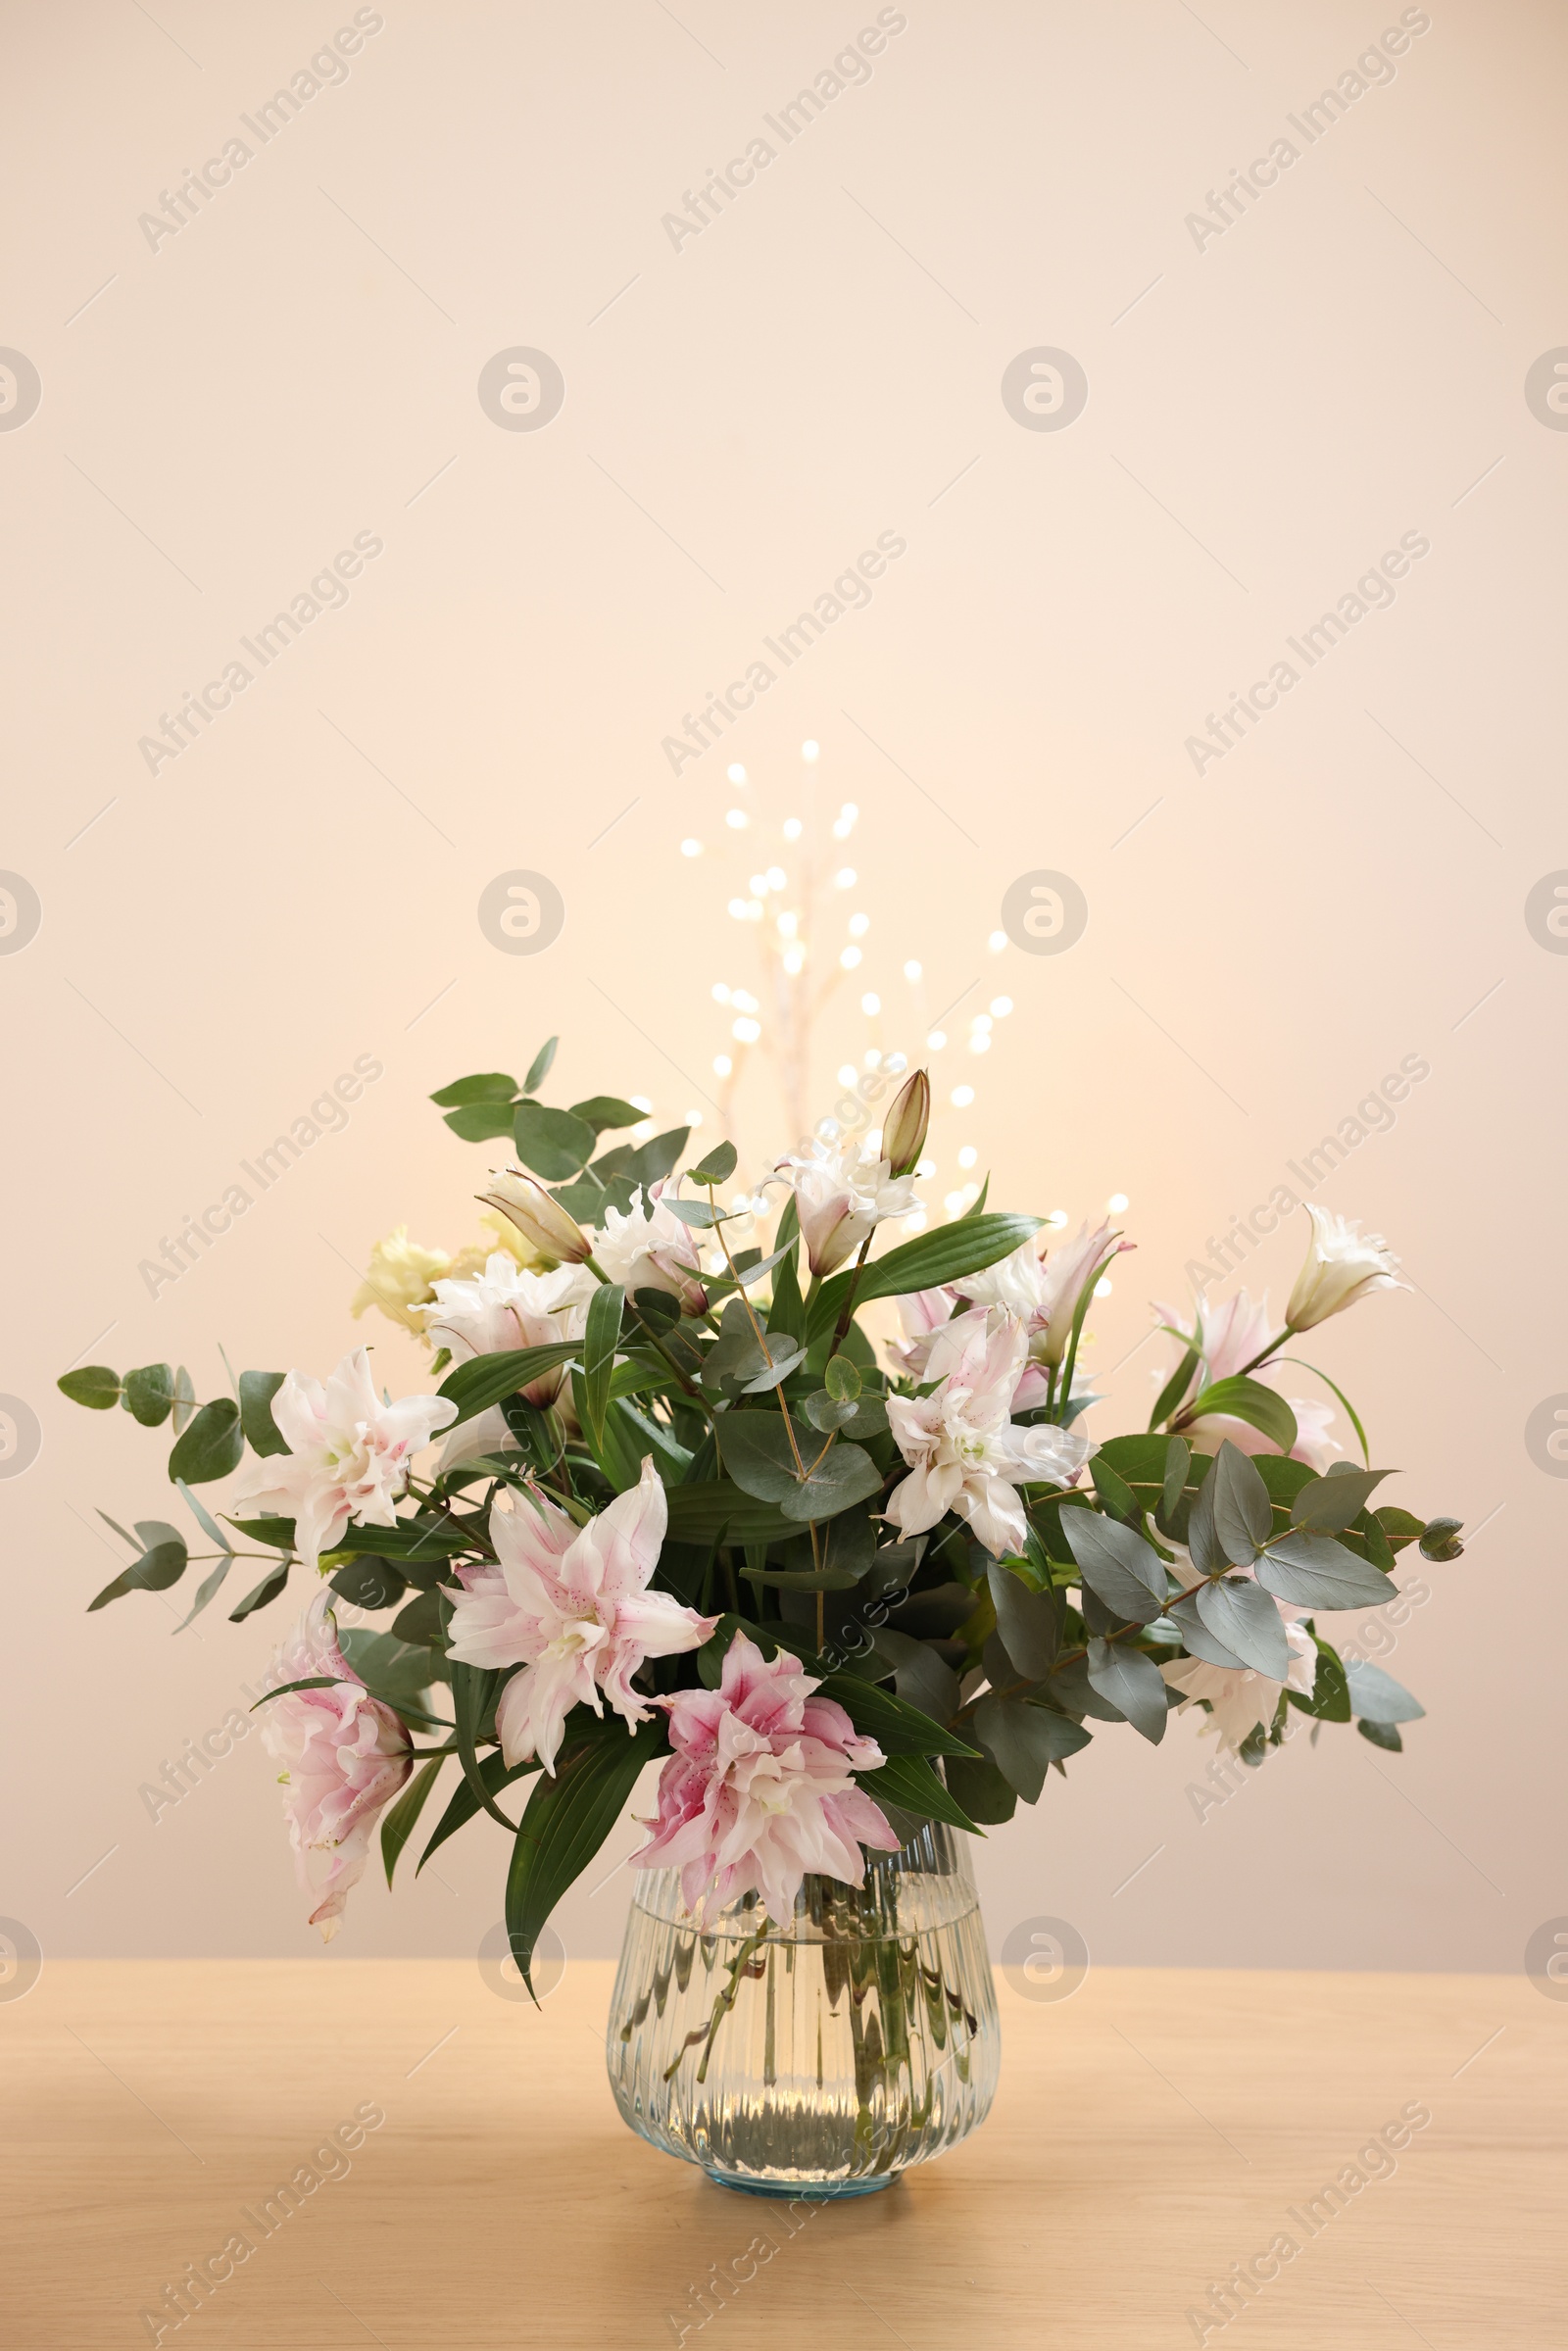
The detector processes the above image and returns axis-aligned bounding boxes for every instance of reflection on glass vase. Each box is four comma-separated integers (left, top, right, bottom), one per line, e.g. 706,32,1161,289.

605,1822,1000,2196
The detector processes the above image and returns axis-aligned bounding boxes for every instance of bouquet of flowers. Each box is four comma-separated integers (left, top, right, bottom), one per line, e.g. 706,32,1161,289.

63,1038,1463,1985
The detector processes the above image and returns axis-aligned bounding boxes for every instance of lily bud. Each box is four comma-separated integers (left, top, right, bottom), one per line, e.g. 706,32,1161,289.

477,1169,592,1265
1285,1203,1405,1332
882,1068,930,1179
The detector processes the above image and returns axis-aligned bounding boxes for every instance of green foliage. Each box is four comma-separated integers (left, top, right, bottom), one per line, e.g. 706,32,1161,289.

1345,1659,1425,1724
420,1751,540,1871
581,1282,623,1446
860,1751,982,1836
1290,1466,1393,1532
438,1342,581,1428
1085,1641,1169,1743
382,1755,447,1886
1183,1374,1298,1454
815,1671,980,1759
808,1212,1041,1341
1194,1577,1290,1676
430,1071,517,1108
986,1562,1059,1681
167,1398,244,1486
974,1694,1089,1799
1060,1511,1167,1624
59,1365,121,1409
227,1559,291,1620
122,1363,175,1427
688,1139,738,1185
943,1750,1018,1825
329,1555,408,1609
88,1522,188,1610
1210,1443,1273,1565
1255,1534,1393,1609
513,1102,596,1180
570,1096,646,1134
715,1414,883,1523
506,1720,663,1995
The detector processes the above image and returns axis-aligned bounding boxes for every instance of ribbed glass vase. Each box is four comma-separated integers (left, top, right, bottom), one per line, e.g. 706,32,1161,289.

605,1823,1000,2196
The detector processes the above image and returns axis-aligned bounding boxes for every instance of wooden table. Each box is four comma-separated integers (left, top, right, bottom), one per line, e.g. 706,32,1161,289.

5,1960,1561,2347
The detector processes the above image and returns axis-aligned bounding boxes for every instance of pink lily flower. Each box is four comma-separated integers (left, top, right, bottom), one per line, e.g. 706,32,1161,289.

445,1456,716,1774
635,1633,901,1924
257,1594,412,1942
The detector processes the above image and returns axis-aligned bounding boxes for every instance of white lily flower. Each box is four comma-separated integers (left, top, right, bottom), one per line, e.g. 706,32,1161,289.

782,1136,918,1278
422,1254,591,1401
885,1319,1093,1559
592,1181,708,1313
957,1221,1130,1373
1286,1203,1406,1332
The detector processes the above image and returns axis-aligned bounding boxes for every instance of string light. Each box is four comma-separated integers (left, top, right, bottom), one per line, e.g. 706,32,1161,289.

680,838,703,857
860,992,880,1015
988,930,1007,952
904,959,922,980
951,1084,974,1107
840,945,861,969
725,808,749,829
1108,1192,1129,1212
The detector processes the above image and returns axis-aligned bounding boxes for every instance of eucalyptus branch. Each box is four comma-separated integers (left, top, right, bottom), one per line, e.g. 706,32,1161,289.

828,1232,876,1356
709,1182,824,1589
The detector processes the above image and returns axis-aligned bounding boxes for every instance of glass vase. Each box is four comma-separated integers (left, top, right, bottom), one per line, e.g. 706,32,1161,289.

605,1822,1000,2196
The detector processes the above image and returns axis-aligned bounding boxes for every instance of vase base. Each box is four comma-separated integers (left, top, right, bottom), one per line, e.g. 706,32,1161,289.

705,2170,899,2199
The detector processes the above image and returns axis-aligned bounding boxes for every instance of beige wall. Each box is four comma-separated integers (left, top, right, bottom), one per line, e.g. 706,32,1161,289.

5,0,1563,1979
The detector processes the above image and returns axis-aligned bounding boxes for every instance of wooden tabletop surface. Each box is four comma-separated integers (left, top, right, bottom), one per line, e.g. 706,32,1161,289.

4,1958,1561,2348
